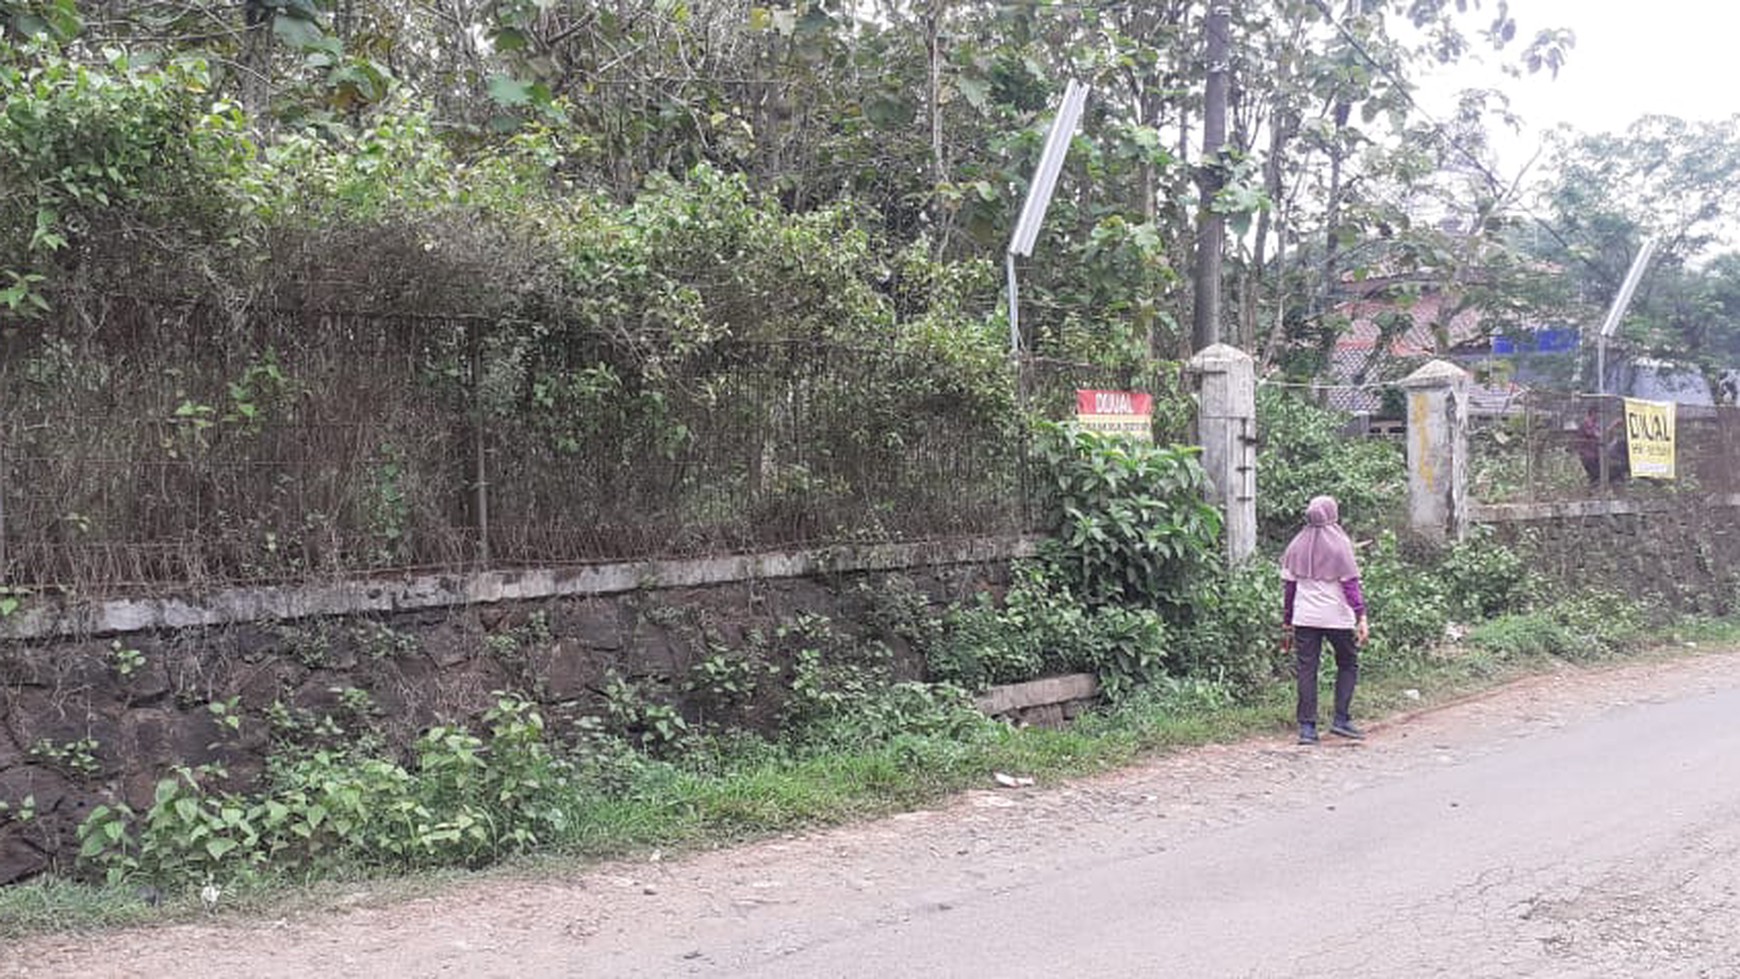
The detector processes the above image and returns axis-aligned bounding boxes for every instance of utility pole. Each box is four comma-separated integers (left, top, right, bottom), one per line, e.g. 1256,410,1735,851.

1191,2,1232,352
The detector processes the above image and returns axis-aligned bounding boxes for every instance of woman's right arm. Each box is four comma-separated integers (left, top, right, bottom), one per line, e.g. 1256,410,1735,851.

1342,577,1370,645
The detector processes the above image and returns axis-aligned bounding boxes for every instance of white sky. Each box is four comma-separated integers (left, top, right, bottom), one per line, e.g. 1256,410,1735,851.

1417,0,1737,180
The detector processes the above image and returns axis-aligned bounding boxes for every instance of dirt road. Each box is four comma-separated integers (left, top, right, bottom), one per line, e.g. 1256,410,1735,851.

9,649,1740,978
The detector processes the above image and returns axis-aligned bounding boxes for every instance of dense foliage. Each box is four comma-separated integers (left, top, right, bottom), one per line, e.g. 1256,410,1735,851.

1255,386,1407,543
1030,423,1222,613
1,0,1585,362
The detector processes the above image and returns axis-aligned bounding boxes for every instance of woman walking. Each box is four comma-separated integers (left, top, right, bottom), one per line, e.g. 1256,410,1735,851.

1281,495,1369,745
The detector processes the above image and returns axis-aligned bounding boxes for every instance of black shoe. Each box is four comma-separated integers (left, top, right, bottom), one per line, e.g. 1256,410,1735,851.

1298,723,1319,745
1330,720,1365,740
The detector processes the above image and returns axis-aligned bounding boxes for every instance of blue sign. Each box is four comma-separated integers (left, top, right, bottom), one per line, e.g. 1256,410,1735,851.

1537,328,1579,353
1489,328,1579,356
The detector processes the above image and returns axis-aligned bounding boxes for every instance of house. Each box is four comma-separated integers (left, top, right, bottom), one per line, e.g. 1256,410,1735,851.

1308,274,1729,433
1319,281,1541,420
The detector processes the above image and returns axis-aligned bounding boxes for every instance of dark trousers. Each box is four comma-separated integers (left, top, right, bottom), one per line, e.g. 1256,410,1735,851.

1295,627,1359,726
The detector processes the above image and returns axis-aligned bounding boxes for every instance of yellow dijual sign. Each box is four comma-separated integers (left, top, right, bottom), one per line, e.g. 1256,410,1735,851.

1623,397,1676,480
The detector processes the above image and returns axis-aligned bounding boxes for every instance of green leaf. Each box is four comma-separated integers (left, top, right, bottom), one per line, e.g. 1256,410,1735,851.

955,75,992,113
272,15,326,51
206,837,238,859
487,75,533,108
795,7,834,36
863,95,916,130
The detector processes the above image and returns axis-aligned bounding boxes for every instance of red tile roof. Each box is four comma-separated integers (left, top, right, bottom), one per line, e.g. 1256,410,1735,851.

1335,290,1486,355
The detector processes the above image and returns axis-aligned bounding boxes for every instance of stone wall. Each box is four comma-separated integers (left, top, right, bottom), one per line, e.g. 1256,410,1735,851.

1473,497,1740,615
0,539,1028,885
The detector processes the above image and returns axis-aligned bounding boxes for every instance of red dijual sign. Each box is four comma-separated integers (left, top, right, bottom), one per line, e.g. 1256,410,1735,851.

1074,389,1153,441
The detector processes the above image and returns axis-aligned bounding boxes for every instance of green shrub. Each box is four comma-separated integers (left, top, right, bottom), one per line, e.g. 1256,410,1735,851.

683,648,774,731
1546,591,1645,660
1360,532,1451,660
1171,559,1284,697
0,47,252,313
77,695,572,885
1464,590,1646,664
1256,388,1406,544
925,593,1048,691
600,672,690,755
1030,422,1221,614
1097,675,1242,720
1439,529,1535,619
922,563,1169,699
796,682,993,751
783,642,895,739
1078,604,1171,701
923,562,1088,690
1465,613,1575,660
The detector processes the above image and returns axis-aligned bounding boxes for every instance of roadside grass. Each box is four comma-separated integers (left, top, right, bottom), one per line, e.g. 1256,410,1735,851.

1660,616,1740,646
5,621,1737,941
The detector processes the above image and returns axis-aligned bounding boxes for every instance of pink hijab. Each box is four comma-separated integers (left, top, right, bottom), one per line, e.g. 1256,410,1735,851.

1280,495,1359,581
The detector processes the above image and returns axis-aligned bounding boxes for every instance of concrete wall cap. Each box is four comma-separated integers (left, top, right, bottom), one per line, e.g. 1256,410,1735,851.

1186,343,1254,369
1399,358,1470,388
0,536,1042,641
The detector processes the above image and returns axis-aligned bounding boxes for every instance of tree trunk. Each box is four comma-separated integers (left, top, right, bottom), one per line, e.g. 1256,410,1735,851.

1261,204,1291,369
1191,2,1232,352
240,8,273,123
1247,104,1290,352
927,0,946,256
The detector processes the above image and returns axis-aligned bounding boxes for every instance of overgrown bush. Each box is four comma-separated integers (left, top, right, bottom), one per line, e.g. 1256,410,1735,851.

78,695,572,884
794,681,993,751
1465,590,1646,664
1030,422,1221,614
921,562,1170,700
1171,559,1285,697
1543,591,1646,660
925,595,1048,692
1078,604,1171,700
0,45,252,313
1465,613,1575,660
1256,388,1406,544
1360,532,1451,660
915,424,1224,701
1439,529,1536,620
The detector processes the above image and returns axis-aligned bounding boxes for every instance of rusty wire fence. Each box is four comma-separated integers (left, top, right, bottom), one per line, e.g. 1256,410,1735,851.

0,301,1164,596
1467,390,1740,505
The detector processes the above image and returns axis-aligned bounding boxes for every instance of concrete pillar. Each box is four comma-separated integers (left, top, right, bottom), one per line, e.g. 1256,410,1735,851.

1187,343,1257,563
1400,359,1470,542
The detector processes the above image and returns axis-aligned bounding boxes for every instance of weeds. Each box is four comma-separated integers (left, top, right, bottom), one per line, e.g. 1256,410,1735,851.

108,641,146,678
26,737,103,781
0,613,1726,941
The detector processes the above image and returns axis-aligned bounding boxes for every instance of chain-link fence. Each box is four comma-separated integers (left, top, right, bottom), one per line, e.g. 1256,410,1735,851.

1468,389,1740,504
0,300,1163,595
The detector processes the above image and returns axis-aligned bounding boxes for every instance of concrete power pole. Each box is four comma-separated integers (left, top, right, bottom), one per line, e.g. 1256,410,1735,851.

1191,2,1232,352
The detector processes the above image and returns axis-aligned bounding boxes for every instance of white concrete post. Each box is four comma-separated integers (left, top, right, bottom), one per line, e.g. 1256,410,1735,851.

1187,343,1257,563
1400,359,1470,542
